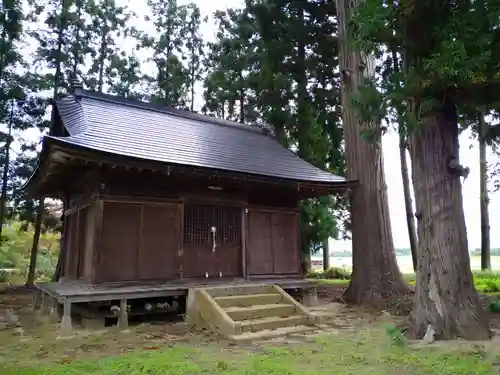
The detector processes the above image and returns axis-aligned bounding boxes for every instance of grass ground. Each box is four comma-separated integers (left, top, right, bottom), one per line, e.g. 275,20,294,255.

309,270,500,294
1,289,500,375
4,331,499,375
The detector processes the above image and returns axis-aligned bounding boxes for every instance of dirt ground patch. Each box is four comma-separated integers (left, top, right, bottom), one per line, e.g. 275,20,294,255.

317,284,346,302
0,288,384,368
1,287,500,375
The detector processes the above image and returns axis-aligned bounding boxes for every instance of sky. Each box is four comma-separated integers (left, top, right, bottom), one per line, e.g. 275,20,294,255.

38,0,500,250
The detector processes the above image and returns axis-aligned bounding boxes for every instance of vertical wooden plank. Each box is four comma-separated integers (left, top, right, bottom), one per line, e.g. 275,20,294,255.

83,205,95,280
295,212,301,274
139,205,178,280
247,210,273,275
72,209,81,279
136,205,144,280
271,212,275,274
91,199,104,284
77,208,88,279
99,202,141,282
241,206,247,279
61,210,71,280
272,212,300,275
178,201,184,279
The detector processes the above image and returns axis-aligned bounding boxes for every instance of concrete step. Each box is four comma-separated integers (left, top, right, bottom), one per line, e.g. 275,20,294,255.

224,303,296,321
228,325,315,342
240,315,309,333
214,293,282,308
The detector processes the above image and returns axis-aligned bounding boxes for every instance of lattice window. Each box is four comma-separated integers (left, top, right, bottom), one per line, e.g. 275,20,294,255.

183,205,241,246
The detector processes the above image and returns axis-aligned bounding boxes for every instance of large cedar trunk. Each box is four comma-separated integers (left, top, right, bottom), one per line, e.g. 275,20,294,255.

405,102,491,340
479,111,491,270
336,0,410,305
399,131,418,271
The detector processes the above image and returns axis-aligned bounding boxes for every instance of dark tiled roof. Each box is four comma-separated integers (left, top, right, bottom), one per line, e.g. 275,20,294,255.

48,90,346,184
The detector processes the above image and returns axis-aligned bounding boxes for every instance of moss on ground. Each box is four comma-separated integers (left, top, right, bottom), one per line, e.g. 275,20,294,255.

2,329,498,375
2,276,500,375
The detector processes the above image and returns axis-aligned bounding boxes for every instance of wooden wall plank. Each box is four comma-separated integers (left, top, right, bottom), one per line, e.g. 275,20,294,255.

138,205,178,281
98,202,141,282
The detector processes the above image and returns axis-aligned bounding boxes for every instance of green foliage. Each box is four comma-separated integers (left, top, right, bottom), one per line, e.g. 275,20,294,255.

386,325,407,347
0,221,60,283
85,0,138,94
306,267,351,280
487,299,500,313
137,0,204,109
348,0,500,134
473,271,500,294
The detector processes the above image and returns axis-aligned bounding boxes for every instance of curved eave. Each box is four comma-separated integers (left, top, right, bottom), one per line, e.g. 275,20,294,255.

21,138,53,197
23,136,357,199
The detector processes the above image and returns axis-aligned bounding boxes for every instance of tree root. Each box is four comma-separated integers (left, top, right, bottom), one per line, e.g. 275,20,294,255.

396,305,492,341
395,315,415,338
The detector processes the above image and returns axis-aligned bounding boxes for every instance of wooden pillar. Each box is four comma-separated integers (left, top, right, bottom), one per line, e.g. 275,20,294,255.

91,199,104,283
241,206,247,279
59,300,73,338
117,299,128,331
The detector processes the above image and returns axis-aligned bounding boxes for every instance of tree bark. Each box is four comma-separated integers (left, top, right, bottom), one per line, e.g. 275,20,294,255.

322,239,330,271
0,104,14,241
404,101,491,340
479,110,490,270
399,131,418,271
336,0,410,305
26,199,44,285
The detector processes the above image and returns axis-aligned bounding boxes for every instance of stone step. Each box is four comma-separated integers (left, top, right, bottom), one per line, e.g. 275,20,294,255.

207,284,275,298
240,315,309,333
224,303,297,321
228,325,316,342
214,293,282,308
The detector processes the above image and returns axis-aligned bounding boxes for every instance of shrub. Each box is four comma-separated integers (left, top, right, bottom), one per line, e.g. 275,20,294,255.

307,267,351,280
0,222,60,284
0,270,7,283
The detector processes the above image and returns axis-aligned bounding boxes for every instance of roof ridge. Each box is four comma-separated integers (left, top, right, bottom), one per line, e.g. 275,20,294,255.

76,89,276,137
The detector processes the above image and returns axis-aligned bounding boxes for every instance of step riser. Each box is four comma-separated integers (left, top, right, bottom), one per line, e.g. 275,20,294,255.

241,316,308,333
226,305,297,321
215,294,283,308
208,285,275,298
228,325,315,342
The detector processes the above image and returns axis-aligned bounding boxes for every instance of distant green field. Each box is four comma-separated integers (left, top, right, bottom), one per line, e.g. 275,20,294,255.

310,267,500,295
311,255,500,274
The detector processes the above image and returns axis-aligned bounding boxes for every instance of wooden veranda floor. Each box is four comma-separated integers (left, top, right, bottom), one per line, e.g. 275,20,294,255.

35,278,318,304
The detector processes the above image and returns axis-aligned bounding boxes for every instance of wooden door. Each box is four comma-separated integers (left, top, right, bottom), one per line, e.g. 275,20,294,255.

247,210,274,275
182,204,242,278
214,206,241,277
138,205,179,281
99,202,141,282
272,212,300,274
